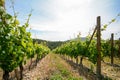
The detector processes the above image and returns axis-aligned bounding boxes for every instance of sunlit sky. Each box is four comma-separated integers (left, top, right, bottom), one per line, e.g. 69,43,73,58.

6,0,120,41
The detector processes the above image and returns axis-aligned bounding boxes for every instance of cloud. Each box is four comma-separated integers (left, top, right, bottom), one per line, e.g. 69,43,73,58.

28,0,120,41
30,0,92,32
30,29,71,41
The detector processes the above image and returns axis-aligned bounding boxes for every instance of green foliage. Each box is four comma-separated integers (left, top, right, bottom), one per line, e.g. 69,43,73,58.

0,5,50,75
53,37,119,64
101,13,120,31
53,39,88,62
34,42,50,59
0,6,28,72
101,40,111,57
86,40,97,64
33,39,64,50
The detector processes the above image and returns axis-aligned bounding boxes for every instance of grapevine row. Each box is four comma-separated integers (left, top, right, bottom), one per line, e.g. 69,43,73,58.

53,17,120,79
0,5,50,80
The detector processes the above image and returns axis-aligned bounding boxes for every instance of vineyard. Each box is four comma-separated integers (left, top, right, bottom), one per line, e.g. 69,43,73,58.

0,0,120,80
53,16,120,79
0,1,50,80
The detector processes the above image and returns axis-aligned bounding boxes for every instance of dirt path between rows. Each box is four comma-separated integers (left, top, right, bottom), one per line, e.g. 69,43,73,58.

23,53,85,80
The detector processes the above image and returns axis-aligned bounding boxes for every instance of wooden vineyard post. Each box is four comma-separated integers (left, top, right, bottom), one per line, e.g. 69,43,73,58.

111,33,114,64
96,16,101,78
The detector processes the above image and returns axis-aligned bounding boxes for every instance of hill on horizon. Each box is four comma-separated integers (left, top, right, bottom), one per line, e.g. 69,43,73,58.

33,37,86,50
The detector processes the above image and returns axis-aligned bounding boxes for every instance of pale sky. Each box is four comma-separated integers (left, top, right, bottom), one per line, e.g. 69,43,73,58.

6,0,120,41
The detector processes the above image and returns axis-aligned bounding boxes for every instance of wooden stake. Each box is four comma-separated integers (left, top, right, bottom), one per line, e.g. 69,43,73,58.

96,16,101,78
111,33,114,64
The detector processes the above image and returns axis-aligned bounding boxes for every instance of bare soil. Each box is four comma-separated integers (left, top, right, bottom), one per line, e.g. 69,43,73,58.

0,54,120,80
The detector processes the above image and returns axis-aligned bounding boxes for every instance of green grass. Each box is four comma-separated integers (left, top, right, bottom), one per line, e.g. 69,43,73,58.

103,56,120,65
49,53,83,80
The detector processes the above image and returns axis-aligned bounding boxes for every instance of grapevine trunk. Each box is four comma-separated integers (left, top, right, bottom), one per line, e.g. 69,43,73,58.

3,70,9,80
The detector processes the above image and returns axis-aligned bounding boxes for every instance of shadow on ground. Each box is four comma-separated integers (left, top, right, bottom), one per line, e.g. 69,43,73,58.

62,57,112,80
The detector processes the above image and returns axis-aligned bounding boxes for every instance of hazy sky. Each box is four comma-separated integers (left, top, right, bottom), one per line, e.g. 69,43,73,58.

6,0,120,41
